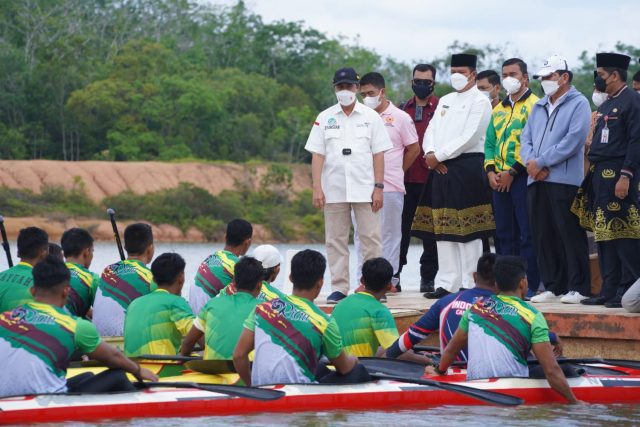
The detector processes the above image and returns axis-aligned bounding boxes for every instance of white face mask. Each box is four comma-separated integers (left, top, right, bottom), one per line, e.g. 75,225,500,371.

450,73,470,91
480,91,492,100
336,89,357,106
592,91,607,107
363,91,383,110
541,79,561,96
502,77,522,95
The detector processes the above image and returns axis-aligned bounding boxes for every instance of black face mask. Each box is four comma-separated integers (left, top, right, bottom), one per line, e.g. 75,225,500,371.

412,84,435,100
594,75,609,93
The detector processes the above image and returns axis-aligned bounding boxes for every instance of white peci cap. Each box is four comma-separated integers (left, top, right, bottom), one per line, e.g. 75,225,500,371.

533,55,571,79
251,245,283,269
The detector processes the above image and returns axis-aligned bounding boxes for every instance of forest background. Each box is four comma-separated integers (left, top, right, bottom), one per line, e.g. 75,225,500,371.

1,0,639,242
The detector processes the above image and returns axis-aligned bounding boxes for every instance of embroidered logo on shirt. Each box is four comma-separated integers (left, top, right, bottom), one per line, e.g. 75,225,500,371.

602,169,616,178
357,122,371,128
325,117,340,130
384,117,395,127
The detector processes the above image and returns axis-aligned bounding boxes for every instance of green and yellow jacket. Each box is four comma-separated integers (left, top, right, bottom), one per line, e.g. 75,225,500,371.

484,89,539,174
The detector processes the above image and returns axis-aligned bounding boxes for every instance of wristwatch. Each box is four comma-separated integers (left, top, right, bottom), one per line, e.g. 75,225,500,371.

375,183,384,189
508,168,517,177
434,365,448,375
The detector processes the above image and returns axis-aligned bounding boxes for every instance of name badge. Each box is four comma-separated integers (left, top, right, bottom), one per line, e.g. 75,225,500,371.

600,115,609,144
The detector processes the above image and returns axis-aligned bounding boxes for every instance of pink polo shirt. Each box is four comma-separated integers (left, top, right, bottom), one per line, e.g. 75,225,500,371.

379,101,419,193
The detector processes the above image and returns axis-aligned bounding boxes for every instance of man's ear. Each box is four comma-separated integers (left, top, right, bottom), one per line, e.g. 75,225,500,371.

472,272,477,284
385,282,393,293
62,286,71,300
360,276,365,285
29,287,35,297
39,248,49,260
316,278,324,291
178,272,185,285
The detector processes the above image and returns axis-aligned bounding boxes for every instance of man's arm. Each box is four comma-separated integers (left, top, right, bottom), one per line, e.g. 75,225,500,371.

484,114,498,173
372,152,384,213
328,350,358,375
87,342,159,381
312,153,326,210
180,323,204,356
520,119,535,165
233,328,255,386
434,98,492,162
425,327,468,375
531,342,583,404
403,142,420,172
385,304,440,358
423,109,438,153
617,95,640,199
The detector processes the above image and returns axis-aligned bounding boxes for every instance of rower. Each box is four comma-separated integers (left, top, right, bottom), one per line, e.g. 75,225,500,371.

0,227,49,313
385,253,563,361
331,257,431,364
61,228,99,319
0,256,158,397
188,219,253,315
233,250,370,386
181,256,262,360
48,243,64,261
123,253,195,357
92,223,156,337
218,245,286,301
426,256,585,405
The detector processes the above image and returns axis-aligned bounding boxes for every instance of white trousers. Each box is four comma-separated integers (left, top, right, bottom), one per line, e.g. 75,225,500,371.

436,239,483,293
353,192,403,284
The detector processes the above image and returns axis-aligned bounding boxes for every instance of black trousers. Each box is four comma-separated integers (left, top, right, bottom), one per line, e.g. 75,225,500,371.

315,362,372,384
526,182,591,296
399,182,438,281
597,239,640,298
67,369,136,393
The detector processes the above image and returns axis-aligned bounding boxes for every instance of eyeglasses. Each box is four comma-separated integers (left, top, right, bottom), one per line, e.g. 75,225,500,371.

412,79,434,86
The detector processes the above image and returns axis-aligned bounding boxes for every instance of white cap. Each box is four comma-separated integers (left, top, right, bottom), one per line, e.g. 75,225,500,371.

533,55,571,79
251,245,283,269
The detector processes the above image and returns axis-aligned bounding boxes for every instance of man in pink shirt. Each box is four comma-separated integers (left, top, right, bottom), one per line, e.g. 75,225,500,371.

353,72,420,297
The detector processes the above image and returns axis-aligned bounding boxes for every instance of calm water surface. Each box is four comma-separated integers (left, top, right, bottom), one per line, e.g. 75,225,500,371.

3,242,639,425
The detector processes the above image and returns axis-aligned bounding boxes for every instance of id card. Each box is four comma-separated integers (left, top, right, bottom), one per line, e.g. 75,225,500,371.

601,127,609,144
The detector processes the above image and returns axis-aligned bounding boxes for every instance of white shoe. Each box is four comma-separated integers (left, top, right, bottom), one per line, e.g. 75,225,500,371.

560,291,589,304
530,291,563,303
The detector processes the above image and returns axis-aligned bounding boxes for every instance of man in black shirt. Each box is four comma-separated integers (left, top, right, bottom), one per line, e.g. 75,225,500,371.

572,53,640,308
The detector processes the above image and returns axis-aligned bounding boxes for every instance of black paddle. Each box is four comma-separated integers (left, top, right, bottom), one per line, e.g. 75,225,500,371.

140,381,285,401
185,360,242,375
107,208,125,261
70,354,203,368
367,373,524,407
528,357,640,371
0,215,13,267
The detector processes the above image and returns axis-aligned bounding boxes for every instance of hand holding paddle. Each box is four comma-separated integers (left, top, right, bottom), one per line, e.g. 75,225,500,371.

0,215,13,267
107,208,125,261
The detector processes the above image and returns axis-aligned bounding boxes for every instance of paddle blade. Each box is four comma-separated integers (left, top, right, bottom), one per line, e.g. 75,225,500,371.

359,357,426,379
185,360,241,375
436,381,525,407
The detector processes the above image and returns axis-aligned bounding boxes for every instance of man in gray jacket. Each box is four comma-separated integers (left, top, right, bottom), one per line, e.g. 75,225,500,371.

520,56,592,304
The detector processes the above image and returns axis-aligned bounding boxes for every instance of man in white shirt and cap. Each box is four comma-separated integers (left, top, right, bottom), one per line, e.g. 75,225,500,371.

305,67,393,304
412,53,495,299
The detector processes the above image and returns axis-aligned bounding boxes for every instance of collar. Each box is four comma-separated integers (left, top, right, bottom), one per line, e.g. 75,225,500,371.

502,88,532,108
17,262,33,269
470,287,496,295
496,294,524,302
546,90,569,108
154,288,170,294
612,85,627,98
379,101,395,116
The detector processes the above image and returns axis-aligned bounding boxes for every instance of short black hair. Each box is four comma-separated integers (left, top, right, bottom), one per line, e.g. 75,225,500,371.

633,70,640,83
264,266,277,282
362,258,393,292
476,70,500,87
32,255,70,292
502,58,528,76
61,228,94,258
360,72,385,89
17,227,49,260
493,256,527,293
234,256,264,291
48,243,64,260
226,219,253,247
151,253,186,287
476,252,498,284
557,70,574,83
413,64,437,80
124,223,153,256
290,249,326,290
603,67,627,83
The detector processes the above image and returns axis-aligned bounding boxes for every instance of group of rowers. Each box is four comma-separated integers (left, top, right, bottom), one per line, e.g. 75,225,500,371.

0,219,585,405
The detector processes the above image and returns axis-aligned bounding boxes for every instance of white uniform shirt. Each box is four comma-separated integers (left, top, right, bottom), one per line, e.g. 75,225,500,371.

305,102,393,203
424,85,492,162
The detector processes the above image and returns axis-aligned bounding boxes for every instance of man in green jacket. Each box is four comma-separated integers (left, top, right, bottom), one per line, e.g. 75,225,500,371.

484,58,540,300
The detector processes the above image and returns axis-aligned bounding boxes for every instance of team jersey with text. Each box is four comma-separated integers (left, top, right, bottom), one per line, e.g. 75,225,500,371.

65,262,99,318
193,251,237,298
0,263,35,313
218,281,286,302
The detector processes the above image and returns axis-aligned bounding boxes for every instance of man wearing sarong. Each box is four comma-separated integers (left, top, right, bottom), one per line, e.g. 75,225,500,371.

412,53,494,299
572,53,640,308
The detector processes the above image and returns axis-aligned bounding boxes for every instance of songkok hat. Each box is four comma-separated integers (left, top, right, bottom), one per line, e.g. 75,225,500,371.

596,53,631,70
251,245,283,269
451,54,477,68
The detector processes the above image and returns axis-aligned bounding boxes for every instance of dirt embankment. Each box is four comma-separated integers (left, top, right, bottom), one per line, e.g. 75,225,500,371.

0,160,313,243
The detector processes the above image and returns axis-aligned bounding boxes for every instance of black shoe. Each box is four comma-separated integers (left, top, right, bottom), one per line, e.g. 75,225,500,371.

394,273,401,292
420,279,435,293
424,287,451,299
326,291,347,305
604,296,623,308
580,295,613,306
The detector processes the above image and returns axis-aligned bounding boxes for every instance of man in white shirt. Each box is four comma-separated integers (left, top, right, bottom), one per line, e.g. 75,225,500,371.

411,54,495,299
305,67,393,304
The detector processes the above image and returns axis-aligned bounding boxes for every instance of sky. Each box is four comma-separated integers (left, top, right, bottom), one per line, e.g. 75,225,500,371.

204,0,638,71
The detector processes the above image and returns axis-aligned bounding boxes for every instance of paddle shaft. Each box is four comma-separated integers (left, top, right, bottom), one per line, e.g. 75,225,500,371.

0,215,12,267
143,381,285,401
107,209,125,261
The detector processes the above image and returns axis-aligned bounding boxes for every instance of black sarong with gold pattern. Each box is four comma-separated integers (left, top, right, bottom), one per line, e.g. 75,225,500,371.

571,160,640,242
411,153,495,243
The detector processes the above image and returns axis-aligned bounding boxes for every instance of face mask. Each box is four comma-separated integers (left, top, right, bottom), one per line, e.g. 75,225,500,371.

541,79,561,96
502,77,522,95
412,84,434,99
450,73,470,91
594,75,610,93
592,91,607,107
480,91,492,100
363,91,383,109
336,89,356,106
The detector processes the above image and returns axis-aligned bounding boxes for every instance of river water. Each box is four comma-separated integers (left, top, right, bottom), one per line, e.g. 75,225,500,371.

2,242,640,425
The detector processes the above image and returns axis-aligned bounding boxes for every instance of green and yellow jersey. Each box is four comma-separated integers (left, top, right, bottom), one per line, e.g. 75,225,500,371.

218,280,286,302
0,263,34,313
65,262,99,318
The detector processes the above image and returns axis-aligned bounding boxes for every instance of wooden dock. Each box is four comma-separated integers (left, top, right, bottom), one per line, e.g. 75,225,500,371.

318,290,640,360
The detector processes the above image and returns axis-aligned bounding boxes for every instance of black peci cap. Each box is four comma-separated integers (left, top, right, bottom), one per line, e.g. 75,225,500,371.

596,53,631,70
451,53,477,68
333,67,360,86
